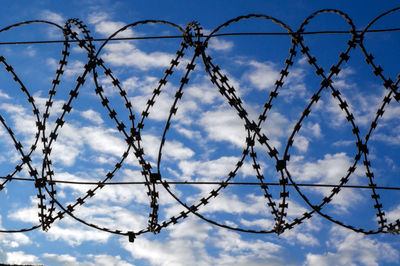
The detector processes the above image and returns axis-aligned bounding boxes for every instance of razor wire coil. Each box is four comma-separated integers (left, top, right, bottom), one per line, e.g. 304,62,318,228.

0,7,399,241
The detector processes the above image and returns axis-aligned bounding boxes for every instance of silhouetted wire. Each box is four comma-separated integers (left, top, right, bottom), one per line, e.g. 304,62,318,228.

2,7,400,239
0,27,399,45
3,176,400,190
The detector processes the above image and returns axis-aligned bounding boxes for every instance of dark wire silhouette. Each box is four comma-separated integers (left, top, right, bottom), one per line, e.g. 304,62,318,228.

0,7,399,241
0,27,400,45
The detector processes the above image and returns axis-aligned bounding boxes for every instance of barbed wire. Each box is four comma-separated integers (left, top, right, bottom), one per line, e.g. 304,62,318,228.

0,27,400,46
3,176,400,190
0,7,399,241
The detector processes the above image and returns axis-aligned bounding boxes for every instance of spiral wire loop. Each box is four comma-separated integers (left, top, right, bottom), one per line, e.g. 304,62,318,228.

0,7,400,242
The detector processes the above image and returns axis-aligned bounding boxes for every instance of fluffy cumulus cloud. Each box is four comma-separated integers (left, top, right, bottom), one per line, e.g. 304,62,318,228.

304,226,399,266
288,152,355,183
178,156,254,181
287,152,365,211
85,11,181,71
45,222,112,246
122,218,285,266
0,215,32,248
81,109,104,124
124,235,212,266
200,193,268,215
199,107,247,147
139,134,195,161
94,21,134,38
102,42,176,70
42,253,78,265
88,11,134,38
3,251,41,265
245,60,281,91
122,219,213,266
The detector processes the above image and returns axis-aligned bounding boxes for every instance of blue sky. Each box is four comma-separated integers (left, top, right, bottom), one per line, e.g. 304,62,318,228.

0,0,400,265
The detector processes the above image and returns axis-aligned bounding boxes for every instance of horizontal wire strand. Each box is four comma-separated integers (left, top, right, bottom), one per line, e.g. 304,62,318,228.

0,27,399,45
3,176,400,190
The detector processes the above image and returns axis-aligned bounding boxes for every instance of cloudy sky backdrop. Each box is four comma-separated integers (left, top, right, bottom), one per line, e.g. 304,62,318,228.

0,0,399,265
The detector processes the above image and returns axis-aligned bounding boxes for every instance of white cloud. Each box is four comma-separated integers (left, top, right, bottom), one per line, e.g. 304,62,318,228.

102,42,175,70
287,152,364,211
24,46,36,57
288,152,356,183
73,204,148,233
332,67,356,90
291,123,322,153
279,65,308,102
0,103,37,136
345,89,382,127
239,218,274,229
122,219,284,266
88,254,134,266
123,235,212,266
0,233,31,248
304,226,399,266
332,140,353,147
280,217,321,247
130,92,174,121
52,141,83,166
0,215,32,248
307,122,322,138
208,38,234,51
41,10,64,25
51,169,152,206
122,75,158,94
174,125,202,140
212,229,283,264
386,204,400,223
199,107,246,148
80,126,126,156
42,253,134,266
46,222,111,246
0,89,10,99
261,111,290,150
64,60,85,77
87,12,110,25
285,199,309,218
81,109,104,124
42,253,77,265
293,135,309,153
321,88,382,130
200,193,267,215
168,217,213,240
164,140,195,160
185,79,222,104
130,88,198,123
33,93,66,117
95,21,134,38
245,60,280,90
321,95,348,127
48,122,86,166
8,205,38,224
141,134,195,161
87,10,134,38
178,156,253,181
4,251,41,265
